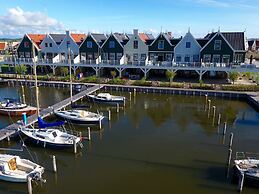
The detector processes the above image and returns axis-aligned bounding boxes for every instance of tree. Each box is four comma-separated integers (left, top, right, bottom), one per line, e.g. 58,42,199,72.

14,64,27,75
111,70,117,79
60,67,69,77
166,70,176,85
229,72,239,84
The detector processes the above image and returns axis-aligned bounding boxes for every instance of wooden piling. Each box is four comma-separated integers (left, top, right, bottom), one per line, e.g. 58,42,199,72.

229,133,234,148
208,100,211,112
217,114,221,125
238,172,244,192
52,155,57,173
212,106,216,118
227,148,232,167
88,127,91,140
27,176,32,194
99,118,102,130
108,110,111,121
223,122,227,135
133,89,136,97
116,103,119,113
73,139,77,154
129,92,132,101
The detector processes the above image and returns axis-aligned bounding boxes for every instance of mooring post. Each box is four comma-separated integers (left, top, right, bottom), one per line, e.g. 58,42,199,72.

27,176,32,194
205,94,208,106
73,139,77,154
88,127,91,140
212,106,216,119
223,122,227,135
217,114,221,125
208,100,211,113
99,118,102,130
22,112,27,126
52,155,57,173
238,172,245,192
108,110,111,121
227,148,232,167
133,88,136,97
123,98,126,107
116,103,119,113
129,92,132,101
229,133,234,148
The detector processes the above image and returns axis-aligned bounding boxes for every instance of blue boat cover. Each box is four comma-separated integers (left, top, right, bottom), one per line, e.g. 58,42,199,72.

38,117,65,129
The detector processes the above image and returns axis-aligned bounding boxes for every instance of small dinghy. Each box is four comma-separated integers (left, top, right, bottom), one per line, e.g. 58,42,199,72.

55,109,104,125
0,99,37,116
20,117,82,149
87,93,125,104
234,152,259,183
0,154,44,183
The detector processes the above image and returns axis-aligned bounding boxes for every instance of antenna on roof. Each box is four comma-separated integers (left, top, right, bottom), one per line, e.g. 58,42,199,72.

218,27,221,33
160,26,163,34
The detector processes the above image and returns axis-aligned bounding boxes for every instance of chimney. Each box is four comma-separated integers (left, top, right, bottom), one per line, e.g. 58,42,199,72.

167,32,172,38
66,30,70,36
133,29,138,36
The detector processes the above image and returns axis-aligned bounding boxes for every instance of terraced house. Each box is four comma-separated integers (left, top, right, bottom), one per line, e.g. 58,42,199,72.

200,31,246,65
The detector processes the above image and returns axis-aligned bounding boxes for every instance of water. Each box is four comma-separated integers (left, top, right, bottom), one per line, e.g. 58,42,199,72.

0,84,259,194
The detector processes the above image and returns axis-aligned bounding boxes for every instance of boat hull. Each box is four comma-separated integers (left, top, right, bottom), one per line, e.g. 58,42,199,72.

0,174,29,183
0,107,37,116
55,114,102,125
88,97,124,104
233,165,259,187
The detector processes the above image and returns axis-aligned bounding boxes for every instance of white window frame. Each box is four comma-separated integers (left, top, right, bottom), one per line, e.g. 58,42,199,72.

212,54,221,63
203,54,211,63
109,53,115,60
87,41,93,48
109,41,115,48
158,40,164,50
222,55,230,64
141,54,146,61
184,55,190,63
176,55,182,62
214,40,222,51
133,53,138,61
186,42,191,48
165,54,172,61
133,41,138,49
24,42,30,48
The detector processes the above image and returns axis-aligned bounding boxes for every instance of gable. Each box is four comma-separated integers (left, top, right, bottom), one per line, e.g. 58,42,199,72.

174,33,201,54
101,34,124,53
40,35,59,52
59,34,79,54
149,34,173,51
79,35,99,53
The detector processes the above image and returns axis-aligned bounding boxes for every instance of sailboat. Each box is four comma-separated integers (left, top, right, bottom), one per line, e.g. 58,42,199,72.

87,93,126,104
0,86,37,116
54,48,104,125
20,47,81,149
0,154,44,183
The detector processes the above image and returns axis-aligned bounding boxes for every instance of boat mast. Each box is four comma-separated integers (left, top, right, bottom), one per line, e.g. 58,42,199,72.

32,46,40,117
68,47,73,104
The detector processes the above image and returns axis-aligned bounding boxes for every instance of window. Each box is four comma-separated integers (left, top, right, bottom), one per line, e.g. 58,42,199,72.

66,41,70,47
87,41,93,48
19,52,25,58
150,53,155,60
24,42,30,48
45,43,48,47
133,53,138,61
176,55,182,62
184,55,190,63
222,55,230,64
50,43,52,47
109,41,115,48
212,55,221,63
25,52,30,58
193,55,199,62
52,132,57,138
166,54,172,61
158,40,164,50
133,41,138,49
87,53,93,59
186,42,191,48
117,53,123,59
203,54,211,63
141,54,146,61
109,53,115,60
234,54,243,63
214,40,222,50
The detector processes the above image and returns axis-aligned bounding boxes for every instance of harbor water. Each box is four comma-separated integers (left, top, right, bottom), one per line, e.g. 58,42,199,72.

0,84,259,194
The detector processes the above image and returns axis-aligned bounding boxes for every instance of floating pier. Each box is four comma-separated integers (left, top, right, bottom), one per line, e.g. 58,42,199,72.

0,84,102,141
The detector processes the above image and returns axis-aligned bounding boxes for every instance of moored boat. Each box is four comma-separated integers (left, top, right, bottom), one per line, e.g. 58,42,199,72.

55,109,104,125
0,154,44,183
87,93,125,104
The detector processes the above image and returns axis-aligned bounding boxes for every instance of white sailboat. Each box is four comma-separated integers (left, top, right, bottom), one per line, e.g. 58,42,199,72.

20,47,81,149
87,93,126,104
54,48,104,125
0,154,44,183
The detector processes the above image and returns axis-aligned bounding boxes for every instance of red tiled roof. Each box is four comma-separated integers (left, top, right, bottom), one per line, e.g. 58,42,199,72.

71,34,86,45
256,40,259,47
139,33,149,42
27,34,46,49
0,42,6,50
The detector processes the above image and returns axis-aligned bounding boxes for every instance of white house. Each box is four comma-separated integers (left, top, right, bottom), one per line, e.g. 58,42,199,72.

174,30,201,63
124,29,151,65
59,31,86,60
40,34,65,60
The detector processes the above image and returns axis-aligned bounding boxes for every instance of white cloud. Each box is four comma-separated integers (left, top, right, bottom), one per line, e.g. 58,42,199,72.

0,7,64,37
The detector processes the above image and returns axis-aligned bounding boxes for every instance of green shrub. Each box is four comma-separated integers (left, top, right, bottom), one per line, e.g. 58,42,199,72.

133,78,152,86
108,78,127,85
80,76,99,83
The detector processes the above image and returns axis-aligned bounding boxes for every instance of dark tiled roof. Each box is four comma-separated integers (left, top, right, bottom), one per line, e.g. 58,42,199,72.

248,40,254,47
170,38,181,47
145,39,154,46
197,39,209,47
222,32,245,51
114,33,129,46
91,33,107,46
49,34,66,45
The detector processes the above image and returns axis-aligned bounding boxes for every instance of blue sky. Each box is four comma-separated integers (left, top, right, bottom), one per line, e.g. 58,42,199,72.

0,0,258,38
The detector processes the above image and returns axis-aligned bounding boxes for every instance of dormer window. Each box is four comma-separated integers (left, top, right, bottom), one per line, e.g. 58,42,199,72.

186,42,191,48
87,41,93,48
158,40,164,50
109,41,115,48
214,40,222,50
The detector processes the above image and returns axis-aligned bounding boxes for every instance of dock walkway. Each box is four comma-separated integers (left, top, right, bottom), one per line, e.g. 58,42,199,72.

0,84,102,141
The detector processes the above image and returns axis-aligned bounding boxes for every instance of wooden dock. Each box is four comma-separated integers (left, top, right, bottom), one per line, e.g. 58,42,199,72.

0,84,103,141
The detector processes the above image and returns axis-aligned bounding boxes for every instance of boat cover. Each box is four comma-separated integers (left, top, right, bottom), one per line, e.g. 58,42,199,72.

38,117,64,129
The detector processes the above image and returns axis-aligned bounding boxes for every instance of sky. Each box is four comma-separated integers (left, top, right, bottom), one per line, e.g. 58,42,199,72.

0,0,258,38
